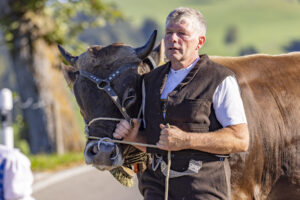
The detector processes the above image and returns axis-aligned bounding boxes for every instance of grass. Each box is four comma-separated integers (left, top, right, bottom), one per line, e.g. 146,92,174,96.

29,152,85,172
104,0,300,56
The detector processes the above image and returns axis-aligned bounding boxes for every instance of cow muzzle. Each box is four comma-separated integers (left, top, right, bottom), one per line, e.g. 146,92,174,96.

84,138,124,170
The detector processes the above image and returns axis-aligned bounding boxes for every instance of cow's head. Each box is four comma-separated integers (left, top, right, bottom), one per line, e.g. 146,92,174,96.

58,31,158,173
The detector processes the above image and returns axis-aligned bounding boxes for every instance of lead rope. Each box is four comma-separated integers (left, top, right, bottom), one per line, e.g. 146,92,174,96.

164,124,171,200
86,135,172,200
86,80,171,199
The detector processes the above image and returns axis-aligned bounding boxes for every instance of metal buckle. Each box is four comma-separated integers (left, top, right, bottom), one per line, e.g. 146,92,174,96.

97,80,109,90
160,159,203,178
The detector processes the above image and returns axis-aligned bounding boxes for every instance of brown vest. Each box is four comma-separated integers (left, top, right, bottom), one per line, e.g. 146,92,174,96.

143,54,235,160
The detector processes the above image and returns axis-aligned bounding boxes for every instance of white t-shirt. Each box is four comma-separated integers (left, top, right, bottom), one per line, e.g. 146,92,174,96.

0,145,35,200
160,59,247,127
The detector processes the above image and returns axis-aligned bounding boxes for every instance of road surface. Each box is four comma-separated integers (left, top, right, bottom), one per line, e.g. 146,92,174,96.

33,165,143,200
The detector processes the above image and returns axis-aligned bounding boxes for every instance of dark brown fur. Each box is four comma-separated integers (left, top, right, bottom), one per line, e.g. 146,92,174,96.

59,32,159,171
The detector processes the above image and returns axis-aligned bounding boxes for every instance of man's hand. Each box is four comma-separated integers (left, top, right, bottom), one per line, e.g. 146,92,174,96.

156,124,190,151
113,119,140,142
158,123,249,154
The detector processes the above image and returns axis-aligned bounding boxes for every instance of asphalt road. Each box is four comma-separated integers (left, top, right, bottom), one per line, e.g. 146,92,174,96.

33,165,143,200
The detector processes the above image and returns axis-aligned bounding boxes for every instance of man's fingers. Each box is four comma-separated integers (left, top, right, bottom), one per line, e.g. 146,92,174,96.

115,125,128,135
118,124,130,133
157,139,165,146
160,124,169,135
160,124,166,129
113,119,140,140
156,141,168,151
159,134,168,141
113,120,130,139
113,132,122,139
119,119,131,130
113,129,127,139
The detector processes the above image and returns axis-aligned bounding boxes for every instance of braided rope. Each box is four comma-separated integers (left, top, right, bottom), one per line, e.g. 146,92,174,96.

87,117,122,126
164,124,171,200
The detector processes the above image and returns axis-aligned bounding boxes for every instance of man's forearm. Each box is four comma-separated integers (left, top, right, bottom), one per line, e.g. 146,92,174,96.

186,124,249,154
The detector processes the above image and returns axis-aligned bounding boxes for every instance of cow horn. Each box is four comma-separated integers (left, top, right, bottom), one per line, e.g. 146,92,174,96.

57,45,78,66
135,30,157,59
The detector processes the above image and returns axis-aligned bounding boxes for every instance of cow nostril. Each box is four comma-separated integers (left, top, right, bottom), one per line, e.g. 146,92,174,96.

92,145,98,154
110,149,116,159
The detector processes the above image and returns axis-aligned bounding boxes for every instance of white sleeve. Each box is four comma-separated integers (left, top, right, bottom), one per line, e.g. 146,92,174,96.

212,76,247,127
4,149,35,200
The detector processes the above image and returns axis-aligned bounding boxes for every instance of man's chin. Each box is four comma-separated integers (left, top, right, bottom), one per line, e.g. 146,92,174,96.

166,54,181,62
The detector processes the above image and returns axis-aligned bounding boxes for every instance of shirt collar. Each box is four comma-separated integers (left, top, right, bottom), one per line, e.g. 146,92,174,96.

170,57,200,75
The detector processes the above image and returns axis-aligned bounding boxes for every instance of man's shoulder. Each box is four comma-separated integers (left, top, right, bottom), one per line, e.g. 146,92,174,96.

202,54,235,76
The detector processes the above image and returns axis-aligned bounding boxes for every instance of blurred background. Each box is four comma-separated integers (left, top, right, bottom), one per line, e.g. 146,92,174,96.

0,0,299,197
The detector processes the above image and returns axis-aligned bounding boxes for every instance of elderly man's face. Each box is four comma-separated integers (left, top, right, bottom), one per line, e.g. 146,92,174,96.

164,18,204,69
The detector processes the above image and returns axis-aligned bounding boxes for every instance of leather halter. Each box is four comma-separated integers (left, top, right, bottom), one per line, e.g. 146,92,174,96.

79,62,140,127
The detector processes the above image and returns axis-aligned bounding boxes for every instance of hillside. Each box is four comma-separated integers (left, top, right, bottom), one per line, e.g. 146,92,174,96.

103,0,300,56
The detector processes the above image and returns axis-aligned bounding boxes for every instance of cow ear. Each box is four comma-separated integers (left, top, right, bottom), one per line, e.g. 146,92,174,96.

58,45,78,66
61,63,79,88
155,39,167,66
135,30,157,59
143,39,167,70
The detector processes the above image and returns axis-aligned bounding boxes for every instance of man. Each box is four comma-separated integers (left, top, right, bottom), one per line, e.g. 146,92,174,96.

0,145,35,200
113,7,249,200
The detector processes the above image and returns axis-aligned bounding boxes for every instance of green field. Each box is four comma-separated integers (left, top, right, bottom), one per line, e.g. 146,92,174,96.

105,0,300,56
29,152,84,172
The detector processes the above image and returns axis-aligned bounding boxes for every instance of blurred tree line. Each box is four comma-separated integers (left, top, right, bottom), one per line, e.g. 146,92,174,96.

2,0,297,155
0,0,124,154
0,0,160,155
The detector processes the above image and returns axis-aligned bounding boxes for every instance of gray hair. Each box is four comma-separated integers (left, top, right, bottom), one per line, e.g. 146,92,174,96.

166,7,207,36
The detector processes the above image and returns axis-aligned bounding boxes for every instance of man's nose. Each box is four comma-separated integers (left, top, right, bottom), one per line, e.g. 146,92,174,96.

169,33,178,42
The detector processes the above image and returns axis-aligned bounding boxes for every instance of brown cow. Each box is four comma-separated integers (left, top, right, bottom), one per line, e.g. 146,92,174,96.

58,31,160,186
59,32,300,199
211,54,300,200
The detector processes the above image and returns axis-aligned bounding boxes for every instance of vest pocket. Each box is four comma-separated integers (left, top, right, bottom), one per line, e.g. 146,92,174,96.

166,98,211,126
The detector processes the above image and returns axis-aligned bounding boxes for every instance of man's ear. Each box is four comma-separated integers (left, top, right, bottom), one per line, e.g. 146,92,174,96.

61,63,79,88
197,36,206,49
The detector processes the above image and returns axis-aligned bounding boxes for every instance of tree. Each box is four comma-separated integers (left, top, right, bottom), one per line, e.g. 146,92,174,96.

239,46,258,56
283,40,300,52
0,0,122,154
224,25,238,45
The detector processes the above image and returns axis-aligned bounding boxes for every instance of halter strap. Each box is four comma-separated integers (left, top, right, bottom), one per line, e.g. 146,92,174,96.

143,55,157,70
79,63,139,125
